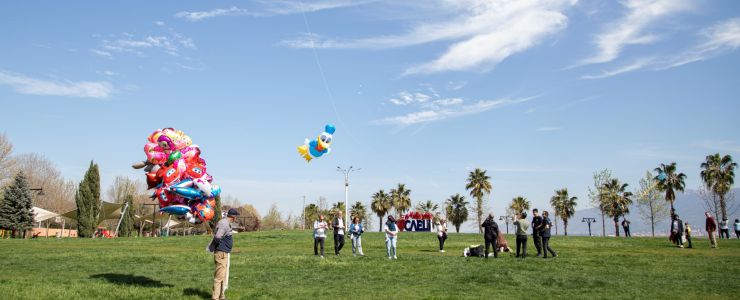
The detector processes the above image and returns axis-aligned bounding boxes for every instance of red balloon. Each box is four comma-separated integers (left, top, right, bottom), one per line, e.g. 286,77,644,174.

156,188,174,208
146,172,161,189
161,166,181,186
186,164,207,179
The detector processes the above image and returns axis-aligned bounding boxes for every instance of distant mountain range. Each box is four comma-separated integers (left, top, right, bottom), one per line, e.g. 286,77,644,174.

558,188,739,237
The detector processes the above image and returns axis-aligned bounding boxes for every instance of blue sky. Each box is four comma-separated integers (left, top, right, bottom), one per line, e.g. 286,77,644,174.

1,1,739,229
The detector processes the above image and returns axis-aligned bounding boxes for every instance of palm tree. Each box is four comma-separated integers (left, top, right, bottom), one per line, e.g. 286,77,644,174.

654,162,686,218
415,200,439,213
390,183,412,216
466,168,492,233
303,203,320,229
509,196,530,215
371,190,392,232
551,188,577,236
331,202,346,216
445,193,469,233
350,201,367,223
601,179,633,237
700,153,737,220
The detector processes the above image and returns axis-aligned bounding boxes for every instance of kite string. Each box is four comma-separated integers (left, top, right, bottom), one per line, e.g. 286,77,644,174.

299,2,360,145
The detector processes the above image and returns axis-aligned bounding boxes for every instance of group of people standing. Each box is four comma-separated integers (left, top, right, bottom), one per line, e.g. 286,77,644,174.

669,212,739,249
477,208,556,259
313,211,366,258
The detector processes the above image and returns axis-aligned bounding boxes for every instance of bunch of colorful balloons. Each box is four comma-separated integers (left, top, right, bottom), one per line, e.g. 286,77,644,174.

132,128,221,224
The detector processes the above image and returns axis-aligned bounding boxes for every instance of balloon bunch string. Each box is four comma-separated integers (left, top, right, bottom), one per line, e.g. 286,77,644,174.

299,3,361,146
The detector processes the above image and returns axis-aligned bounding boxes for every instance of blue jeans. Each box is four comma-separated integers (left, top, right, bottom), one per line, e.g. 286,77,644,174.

351,235,363,255
386,237,397,257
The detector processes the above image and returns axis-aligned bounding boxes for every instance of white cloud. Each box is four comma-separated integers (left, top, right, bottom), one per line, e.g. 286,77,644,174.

661,17,740,69
90,49,112,58
0,71,114,99
694,140,740,153
536,127,561,131
580,0,693,65
263,0,374,15
90,29,200,71
281,0,577,74
581,57,655,79
388,91,433,105
376,96,533,125
447,81,468,90
580,17,740,79
175,6,255,22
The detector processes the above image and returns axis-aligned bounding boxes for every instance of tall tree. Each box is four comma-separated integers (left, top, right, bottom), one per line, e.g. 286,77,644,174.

588,169,612,237
331,201,346,217
118,194,136,237
303,203,320,229
654,162,686,219
371,190,392,232
700,153,737,220
75,161,101,238
0,133,14,186
445,193,469,233
0,172,34,238
261,203,286,230
601,179,633,237
415,200,439,213
466,168,492,234
509,196,530,215
350,201,368,228
551,189,577,236
635,171,670,237
390,184,411,215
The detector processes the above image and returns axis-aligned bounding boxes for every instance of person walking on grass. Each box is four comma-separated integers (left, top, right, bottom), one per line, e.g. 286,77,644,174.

436,216,448,253
622,219,632,238
481,214,499,258
541,211,557,258
333,211,346,256
349,217,364,257
705,212,717,248
384,215,399,259
671,214,685,248
684,222,693,249
719,218,730,239
209,208,239,300
734,219,740,239
531,209,544,257
314,214,328,258
513,211,529,258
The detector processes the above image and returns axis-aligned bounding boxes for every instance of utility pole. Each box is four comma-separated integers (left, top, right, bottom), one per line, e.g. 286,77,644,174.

143,203,159,237
301,195,306,230
499,215,512,234
337,166,360,229
583,217,596,237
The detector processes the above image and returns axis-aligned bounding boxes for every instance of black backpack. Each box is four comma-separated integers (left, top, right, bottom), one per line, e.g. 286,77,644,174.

468,245,484,257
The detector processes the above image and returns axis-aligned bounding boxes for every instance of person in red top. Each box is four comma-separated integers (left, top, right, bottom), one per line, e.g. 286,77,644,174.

705,212,718,248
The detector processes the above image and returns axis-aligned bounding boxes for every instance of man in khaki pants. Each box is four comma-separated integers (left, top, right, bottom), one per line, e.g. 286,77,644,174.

209,208,239,300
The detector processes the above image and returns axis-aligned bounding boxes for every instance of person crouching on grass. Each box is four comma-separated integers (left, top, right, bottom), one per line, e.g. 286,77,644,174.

209,208,239,300
513,211,529,258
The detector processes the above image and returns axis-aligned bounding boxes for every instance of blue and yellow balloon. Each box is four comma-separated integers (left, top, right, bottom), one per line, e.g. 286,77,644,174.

298,124,335,162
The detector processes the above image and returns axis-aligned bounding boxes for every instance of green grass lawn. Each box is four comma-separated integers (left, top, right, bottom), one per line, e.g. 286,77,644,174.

1,231,738,299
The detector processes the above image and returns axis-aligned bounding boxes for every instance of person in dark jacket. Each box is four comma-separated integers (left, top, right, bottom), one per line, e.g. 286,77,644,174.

705,212,717,248
209,208,239,300
481,214,499,258
531,209,543,257
541,211,557,258
621,219,631,237
670,214,685,248
333,211,345,255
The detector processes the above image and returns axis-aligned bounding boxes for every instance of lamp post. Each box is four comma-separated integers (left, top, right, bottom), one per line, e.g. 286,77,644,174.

337,166,360,229
499,215,512,234
582,217,596,237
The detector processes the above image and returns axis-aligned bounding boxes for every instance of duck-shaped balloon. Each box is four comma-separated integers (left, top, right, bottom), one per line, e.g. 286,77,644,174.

298,124,335,162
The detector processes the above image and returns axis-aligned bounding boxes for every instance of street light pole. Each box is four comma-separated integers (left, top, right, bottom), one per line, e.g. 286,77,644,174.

337,166,360,229
582,217,596,237
499,215,512,234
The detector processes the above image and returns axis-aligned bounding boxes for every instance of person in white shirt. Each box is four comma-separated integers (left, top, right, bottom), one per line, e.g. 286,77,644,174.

384,215,399,259
436,217,448,253
333,211,346,256
313,214,328,258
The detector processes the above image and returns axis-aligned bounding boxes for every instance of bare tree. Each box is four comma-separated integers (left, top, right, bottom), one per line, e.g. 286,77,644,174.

12,153,76,213
107,176,139,203
636,171,670,237
0,133,14,186
699,185,737,222
588,169,612,237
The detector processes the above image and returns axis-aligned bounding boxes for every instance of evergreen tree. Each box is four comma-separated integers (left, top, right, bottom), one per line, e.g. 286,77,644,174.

76,161,101,237
118,194,135,237
0,172,34,238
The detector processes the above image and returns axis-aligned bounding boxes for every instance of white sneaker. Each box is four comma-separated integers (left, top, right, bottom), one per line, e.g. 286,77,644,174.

441,250,445,253
388,256,392,260
393,255,397,259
